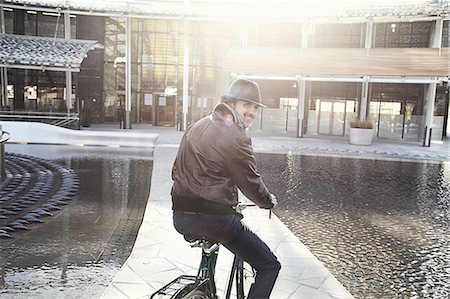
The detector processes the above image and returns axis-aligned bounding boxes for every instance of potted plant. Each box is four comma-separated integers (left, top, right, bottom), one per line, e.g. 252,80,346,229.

349,118,374,145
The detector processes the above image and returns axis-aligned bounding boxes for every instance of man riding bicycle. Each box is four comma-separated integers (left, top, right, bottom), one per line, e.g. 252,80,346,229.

171,79,281,298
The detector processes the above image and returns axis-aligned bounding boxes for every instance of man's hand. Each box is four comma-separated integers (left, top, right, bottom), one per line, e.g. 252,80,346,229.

270,194,278,209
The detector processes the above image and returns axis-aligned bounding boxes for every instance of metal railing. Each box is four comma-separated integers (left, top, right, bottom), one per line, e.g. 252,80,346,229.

0,111,80,129
0,129,10,182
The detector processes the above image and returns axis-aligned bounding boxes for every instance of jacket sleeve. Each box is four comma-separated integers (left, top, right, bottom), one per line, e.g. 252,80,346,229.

227,135,273,209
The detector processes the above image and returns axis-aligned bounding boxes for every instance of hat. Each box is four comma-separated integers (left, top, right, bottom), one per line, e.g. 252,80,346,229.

221,79,267,108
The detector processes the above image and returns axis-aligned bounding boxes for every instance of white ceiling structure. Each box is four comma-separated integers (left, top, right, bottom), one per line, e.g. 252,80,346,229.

2,0,449,22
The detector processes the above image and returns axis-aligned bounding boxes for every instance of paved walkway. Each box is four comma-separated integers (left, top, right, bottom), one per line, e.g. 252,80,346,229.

98,123,448,299
101,145,354,299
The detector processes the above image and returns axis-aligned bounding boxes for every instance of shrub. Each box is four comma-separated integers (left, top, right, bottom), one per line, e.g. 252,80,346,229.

350,118,374,129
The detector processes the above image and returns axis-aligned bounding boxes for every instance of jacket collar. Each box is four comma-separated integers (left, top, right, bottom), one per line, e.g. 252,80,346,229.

212,102,246,130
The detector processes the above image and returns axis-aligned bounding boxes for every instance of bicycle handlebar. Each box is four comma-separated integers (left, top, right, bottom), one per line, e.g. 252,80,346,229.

235,202,256,213
236,202,272,219
237,203,256,207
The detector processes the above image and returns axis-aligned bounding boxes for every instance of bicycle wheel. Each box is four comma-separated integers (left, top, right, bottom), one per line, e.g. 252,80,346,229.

243,262,256,286
172,283,196,299
183,289,209,299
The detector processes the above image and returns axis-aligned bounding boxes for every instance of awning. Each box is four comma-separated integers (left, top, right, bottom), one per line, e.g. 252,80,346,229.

0,33,101,72
223,47,450,81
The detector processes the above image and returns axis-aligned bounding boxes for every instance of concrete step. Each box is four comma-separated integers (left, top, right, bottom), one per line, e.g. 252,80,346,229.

1,121,159,148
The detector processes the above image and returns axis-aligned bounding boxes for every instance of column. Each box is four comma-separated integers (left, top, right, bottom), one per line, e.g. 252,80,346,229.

364,20,373,50
424,83,437,146
360,77,369,121
182,18,190,131
13,9,25,110
296,22,311,137
64,12,72,114
431,19,443,49
136,19,143,124
125,16,132,129
359,20,374,121
422,18,444,144
296,78,306,138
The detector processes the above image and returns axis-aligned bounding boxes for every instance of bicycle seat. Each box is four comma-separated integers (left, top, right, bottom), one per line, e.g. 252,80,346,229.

184,234,219,253
184,234,216,245
184,234,205,243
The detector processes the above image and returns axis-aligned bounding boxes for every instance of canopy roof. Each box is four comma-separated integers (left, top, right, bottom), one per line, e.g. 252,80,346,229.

3,0,449,22
224,47,450,82
0,34,101,72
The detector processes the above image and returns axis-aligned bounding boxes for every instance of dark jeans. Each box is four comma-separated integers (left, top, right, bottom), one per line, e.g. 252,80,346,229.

173,211,281,299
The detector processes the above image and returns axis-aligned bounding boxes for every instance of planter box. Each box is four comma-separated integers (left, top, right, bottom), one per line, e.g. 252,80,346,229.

349,128,374,145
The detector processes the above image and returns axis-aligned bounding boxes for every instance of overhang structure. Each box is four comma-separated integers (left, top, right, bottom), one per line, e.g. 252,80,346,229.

224,47,450,84
0,33,101,72
4,1,447,82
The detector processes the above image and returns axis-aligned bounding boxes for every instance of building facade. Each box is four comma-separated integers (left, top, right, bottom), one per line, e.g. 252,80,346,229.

0,1,449,142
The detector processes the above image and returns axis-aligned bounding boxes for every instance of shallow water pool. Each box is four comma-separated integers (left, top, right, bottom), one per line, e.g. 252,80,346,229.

257,153,449,299
0,145,153,298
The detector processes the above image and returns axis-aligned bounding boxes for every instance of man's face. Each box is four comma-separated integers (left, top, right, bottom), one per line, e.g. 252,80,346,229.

231,100,259,128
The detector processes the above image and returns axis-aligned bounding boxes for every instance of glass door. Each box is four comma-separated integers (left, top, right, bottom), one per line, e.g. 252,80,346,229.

369,83,425,141
318,100,346,135
156,95,176,126
369,100,421,141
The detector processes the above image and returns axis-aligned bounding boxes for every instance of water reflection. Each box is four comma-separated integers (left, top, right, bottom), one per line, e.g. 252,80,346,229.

1,262,119,298
257,154,449,299
0,146,153,298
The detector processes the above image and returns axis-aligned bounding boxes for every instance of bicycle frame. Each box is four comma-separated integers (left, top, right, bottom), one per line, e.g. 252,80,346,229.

196,241,219,298
149,239,220,299
151,204,256,298
194,244,248,299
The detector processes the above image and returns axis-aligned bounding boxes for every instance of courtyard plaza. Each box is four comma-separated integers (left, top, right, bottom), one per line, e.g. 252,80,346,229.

2,122,448,298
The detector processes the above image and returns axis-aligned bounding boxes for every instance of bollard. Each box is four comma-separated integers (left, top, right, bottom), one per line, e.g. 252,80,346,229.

422,126,428,147
427,128,432,147
0,128,11,182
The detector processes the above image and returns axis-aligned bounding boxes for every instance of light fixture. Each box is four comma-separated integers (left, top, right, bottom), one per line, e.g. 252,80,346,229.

391,23,396,32
42,12,61,17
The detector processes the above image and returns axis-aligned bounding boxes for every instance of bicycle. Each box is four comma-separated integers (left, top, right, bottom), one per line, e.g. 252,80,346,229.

150,204,257,299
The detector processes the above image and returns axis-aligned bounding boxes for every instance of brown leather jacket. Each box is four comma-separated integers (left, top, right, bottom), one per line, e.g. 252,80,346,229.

171,103,273,214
